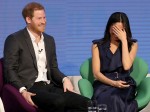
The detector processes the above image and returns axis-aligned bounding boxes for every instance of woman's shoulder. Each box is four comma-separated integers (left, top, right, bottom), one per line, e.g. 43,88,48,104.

131,38,138,43
131,39,138,47
92,38,104,45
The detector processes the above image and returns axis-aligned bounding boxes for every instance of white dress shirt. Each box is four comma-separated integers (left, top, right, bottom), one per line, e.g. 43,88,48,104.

27,28,50,83
19,28,50,93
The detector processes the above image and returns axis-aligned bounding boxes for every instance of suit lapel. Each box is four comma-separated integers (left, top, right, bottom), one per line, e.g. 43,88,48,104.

23,28,38,69
44,34,51,69
43,34,53,81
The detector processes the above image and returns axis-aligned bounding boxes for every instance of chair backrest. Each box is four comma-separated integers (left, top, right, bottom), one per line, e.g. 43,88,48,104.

80,58,94,84
130,57,148,86
80,57,148,86
0,59,4,95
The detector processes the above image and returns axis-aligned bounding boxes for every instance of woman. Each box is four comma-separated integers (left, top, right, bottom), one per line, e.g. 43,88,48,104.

92,12,138,112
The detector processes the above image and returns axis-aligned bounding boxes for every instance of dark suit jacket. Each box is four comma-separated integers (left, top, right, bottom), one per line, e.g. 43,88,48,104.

4,28,65,90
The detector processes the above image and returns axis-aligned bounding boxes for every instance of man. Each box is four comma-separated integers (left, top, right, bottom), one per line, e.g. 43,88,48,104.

4,2,89,112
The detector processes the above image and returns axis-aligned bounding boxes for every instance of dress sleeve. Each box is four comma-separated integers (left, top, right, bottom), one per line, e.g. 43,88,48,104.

92,39,103,45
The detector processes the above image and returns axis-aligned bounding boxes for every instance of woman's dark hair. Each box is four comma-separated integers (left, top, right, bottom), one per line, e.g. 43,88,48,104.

101,12,133,50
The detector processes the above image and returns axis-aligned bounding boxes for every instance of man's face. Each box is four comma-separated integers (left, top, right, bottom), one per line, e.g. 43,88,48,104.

27,9,46,33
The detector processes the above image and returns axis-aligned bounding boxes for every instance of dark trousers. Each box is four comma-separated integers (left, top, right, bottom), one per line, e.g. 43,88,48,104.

29,81,89,112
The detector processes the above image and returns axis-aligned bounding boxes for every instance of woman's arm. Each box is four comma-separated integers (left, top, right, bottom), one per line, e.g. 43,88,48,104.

112,25,138,70
92,44,115,86
92,44,130,88
121,40,138,70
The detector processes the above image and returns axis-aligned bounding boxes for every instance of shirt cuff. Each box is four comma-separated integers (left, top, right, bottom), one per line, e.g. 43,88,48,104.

19,87,27,93
62,77,68,83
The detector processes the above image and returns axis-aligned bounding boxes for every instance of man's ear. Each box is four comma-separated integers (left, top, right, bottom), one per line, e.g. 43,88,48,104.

26,17,31,24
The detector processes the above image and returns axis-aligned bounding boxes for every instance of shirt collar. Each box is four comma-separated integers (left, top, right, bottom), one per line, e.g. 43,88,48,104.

27,28,44,42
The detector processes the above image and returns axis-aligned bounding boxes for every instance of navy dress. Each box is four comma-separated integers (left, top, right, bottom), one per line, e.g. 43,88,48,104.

92,39,138,112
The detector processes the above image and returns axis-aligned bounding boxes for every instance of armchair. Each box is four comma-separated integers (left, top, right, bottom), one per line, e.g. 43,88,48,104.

78,57,150,111
0,59,43,112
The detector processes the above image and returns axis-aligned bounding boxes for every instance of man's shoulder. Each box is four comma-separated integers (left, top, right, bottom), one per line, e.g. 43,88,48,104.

4,29,26,46
43,32,53,38
43,33,55,42
7,28,26,38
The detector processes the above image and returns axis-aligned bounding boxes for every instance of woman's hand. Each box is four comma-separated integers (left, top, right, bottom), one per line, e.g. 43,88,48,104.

113,80,130,88
112,25,127,42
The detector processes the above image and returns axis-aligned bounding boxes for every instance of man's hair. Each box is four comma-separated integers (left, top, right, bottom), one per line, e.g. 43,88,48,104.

22,2,45,20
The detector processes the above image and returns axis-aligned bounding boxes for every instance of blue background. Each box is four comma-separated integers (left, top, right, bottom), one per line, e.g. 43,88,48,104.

0,0,150,75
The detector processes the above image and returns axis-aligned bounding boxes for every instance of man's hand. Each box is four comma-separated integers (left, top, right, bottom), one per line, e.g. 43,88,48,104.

21,90,38,108
63,77,75,93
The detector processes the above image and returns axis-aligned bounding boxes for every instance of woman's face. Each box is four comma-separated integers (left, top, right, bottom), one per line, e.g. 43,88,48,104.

109,22,124,41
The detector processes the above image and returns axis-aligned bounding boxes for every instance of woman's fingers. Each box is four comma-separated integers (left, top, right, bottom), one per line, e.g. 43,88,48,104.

117,80,130,88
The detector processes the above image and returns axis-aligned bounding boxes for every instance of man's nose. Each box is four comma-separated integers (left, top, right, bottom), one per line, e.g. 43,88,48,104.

41,18,46,24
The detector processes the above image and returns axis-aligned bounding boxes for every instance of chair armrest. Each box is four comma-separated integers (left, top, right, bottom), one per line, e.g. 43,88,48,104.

0,97,5,112
135,77,150,110
2,84,37,112
78,79,93,99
